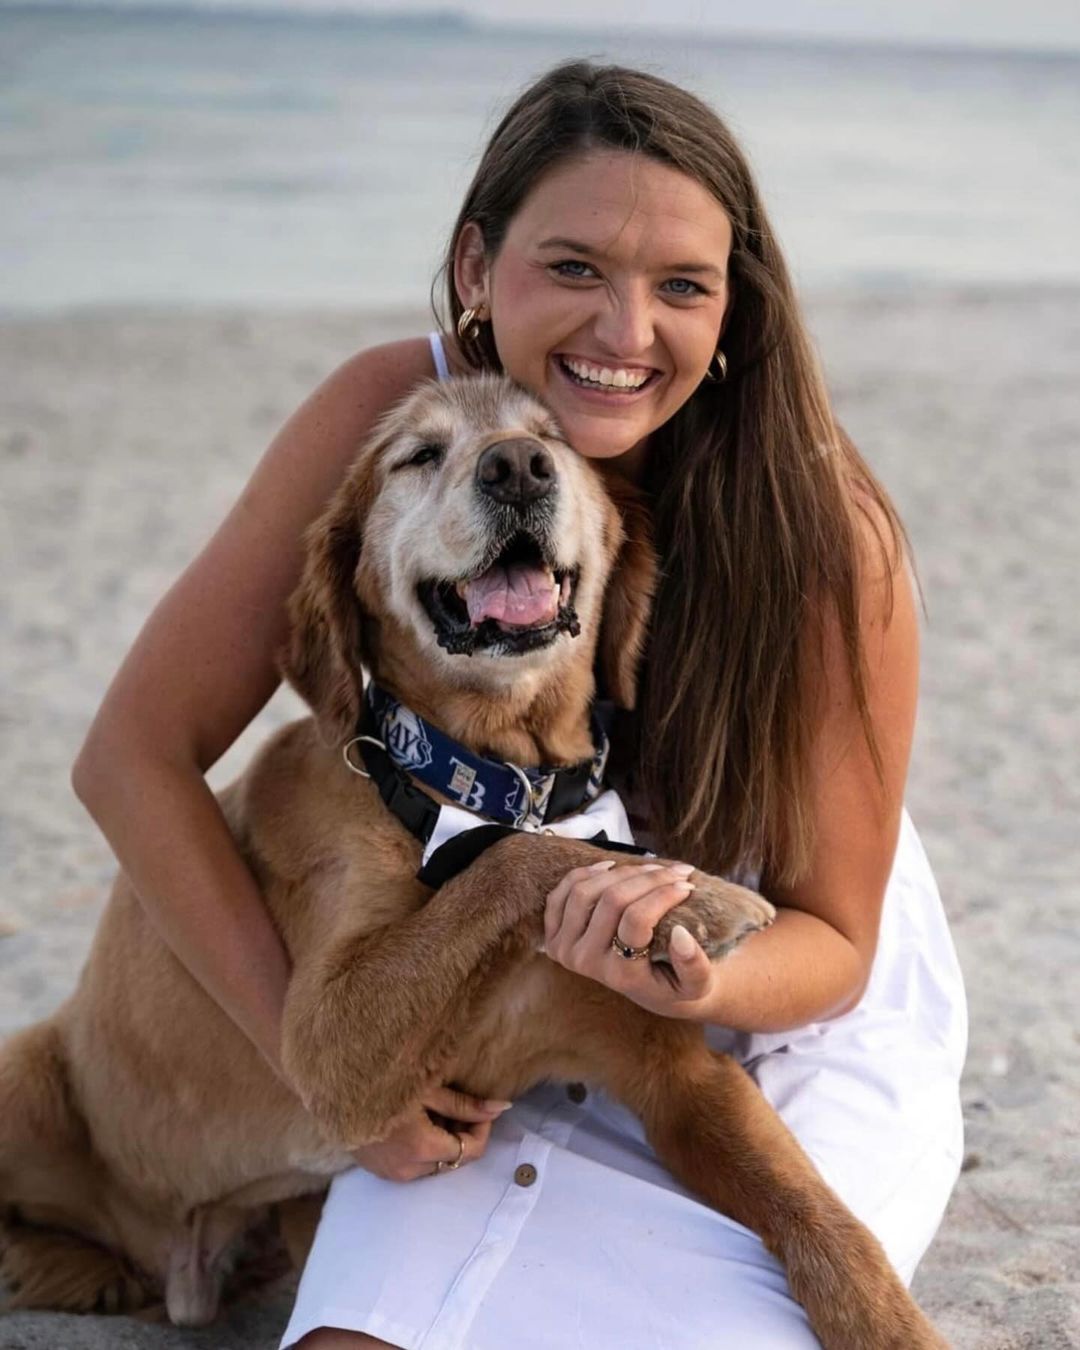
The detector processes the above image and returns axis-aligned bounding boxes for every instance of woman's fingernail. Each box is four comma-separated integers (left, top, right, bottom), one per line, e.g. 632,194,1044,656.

638,863,664,872
670,924,698,959
587,860,617,872
484,1099,514,1113
670,862,695,877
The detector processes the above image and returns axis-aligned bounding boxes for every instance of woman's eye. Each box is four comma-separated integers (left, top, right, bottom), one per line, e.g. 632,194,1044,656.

405,442,445,468
552,260,597,280
663,277,705,297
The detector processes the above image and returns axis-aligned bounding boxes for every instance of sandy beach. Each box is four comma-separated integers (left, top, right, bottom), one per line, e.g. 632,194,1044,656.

1,288,1077,1348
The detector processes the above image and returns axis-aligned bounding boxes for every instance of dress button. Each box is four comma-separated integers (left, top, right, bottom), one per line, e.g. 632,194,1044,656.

514,1163,538,1187
566,1082,588,1104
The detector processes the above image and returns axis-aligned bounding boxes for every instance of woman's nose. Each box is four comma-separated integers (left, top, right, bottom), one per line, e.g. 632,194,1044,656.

592,287,654,357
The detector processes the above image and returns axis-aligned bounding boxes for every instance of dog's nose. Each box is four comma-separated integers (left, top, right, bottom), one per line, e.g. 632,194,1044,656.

476,439,556,506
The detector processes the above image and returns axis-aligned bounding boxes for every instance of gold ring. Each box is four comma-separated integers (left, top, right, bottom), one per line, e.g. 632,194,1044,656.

435,1134,465,1174
611,933,651,961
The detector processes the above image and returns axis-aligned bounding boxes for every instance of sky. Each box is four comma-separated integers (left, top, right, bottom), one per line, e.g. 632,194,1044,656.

60,0,1080,54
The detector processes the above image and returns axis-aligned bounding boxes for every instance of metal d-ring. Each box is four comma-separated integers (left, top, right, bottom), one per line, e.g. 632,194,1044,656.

505,760,538,827
342,735,386,778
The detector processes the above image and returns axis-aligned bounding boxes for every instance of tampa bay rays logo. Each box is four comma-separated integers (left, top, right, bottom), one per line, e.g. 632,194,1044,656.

378,698,433,770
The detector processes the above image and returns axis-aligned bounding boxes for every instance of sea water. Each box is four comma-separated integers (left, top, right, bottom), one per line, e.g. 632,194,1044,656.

2,2,1078,311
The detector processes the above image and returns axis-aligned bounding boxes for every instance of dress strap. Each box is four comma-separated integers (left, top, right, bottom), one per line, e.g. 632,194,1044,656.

428,331,451,383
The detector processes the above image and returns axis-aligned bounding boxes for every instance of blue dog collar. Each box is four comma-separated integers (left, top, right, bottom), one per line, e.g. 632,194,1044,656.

364,682,609,831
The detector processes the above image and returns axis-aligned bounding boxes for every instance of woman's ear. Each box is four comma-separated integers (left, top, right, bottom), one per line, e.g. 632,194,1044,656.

280,466,374,746
453,221,490,311
597,484,658,711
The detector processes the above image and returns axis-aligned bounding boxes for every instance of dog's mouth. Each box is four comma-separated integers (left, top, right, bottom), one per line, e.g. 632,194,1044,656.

418,533,581,657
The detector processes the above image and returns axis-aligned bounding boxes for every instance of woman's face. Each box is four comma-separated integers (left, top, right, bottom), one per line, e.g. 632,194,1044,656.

456,150,733,472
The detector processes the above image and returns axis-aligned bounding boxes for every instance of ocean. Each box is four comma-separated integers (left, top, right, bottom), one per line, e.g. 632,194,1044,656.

2,2,1079,311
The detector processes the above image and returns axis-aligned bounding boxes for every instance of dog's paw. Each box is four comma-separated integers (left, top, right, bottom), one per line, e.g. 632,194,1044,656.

0,1220,154,1315
650,874,774,964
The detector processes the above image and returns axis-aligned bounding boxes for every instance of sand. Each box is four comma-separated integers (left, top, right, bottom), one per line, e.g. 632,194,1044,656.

1,289,1077,1348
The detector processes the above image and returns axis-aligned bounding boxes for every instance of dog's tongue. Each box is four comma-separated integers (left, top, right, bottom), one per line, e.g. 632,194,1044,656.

464,562,558,628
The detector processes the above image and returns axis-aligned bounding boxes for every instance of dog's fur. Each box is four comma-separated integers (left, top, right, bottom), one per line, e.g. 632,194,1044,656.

0,376,943,1348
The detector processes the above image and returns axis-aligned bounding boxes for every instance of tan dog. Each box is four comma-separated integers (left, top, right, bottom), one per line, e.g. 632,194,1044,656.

0,376,943,1349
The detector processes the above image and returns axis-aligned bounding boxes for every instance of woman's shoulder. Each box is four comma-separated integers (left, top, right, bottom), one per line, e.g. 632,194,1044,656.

320,334,442,412
326,330,469,397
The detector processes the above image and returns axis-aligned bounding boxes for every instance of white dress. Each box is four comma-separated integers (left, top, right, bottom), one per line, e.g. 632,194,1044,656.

280,336,968,1349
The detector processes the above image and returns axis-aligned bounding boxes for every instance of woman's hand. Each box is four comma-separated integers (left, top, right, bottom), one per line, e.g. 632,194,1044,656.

543,860,719,1019
349,1085,511,1182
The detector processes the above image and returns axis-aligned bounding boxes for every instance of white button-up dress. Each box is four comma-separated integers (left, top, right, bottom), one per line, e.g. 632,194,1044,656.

281,789,967,1349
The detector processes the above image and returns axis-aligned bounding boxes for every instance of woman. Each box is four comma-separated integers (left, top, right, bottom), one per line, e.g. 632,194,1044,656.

73,63,966,1348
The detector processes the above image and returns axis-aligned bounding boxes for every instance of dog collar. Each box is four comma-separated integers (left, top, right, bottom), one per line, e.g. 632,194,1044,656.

347,685,648,887
361,682,609,832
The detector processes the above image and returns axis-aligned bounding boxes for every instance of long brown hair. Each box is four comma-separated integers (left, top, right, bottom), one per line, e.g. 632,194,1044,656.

440,61,904,885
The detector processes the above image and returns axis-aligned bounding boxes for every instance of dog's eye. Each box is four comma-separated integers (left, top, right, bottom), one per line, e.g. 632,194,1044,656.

401,442,445,469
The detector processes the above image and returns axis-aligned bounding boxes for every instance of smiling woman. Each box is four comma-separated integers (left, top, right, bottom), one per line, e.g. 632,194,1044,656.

56,59,965,1350
273,62,967,1350
453,151,733,469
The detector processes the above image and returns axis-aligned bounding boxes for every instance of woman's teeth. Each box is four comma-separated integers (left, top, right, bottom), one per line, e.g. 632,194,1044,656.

560,357,650,390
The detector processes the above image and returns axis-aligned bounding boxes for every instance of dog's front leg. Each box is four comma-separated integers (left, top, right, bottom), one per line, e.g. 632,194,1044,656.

616,1031,947,1350
281,833,610,1145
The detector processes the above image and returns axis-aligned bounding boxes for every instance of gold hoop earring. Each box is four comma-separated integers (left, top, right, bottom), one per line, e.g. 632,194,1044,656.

704,348,728,383
457,303,489,343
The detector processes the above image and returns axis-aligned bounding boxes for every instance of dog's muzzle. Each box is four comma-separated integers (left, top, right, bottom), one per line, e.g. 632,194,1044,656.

416,434,584,657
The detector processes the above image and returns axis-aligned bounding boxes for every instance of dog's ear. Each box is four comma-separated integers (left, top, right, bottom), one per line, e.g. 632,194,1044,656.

281,467,374,746
597,481,657,711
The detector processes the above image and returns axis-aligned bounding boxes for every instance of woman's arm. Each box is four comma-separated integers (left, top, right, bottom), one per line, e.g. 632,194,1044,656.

543,514,920,1032
72,339,436,1073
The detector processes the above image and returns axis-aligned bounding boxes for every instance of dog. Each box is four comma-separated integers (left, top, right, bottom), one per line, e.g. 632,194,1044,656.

0,375,943,1348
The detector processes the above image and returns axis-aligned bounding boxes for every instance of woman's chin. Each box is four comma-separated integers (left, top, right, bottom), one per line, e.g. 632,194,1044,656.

545,408,651,464
540,369,659,459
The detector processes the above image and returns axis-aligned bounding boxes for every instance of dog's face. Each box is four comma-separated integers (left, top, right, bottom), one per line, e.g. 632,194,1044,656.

359,376,617,671
284,375,654,745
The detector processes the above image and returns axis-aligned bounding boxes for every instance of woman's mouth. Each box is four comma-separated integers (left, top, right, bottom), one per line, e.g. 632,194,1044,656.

554,355,659,397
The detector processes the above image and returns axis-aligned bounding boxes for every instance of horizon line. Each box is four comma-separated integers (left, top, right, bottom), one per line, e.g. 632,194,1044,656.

4,0,1080,61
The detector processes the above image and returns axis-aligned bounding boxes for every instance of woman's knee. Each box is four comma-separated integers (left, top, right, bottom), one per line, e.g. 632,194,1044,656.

295,1331,402,1349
